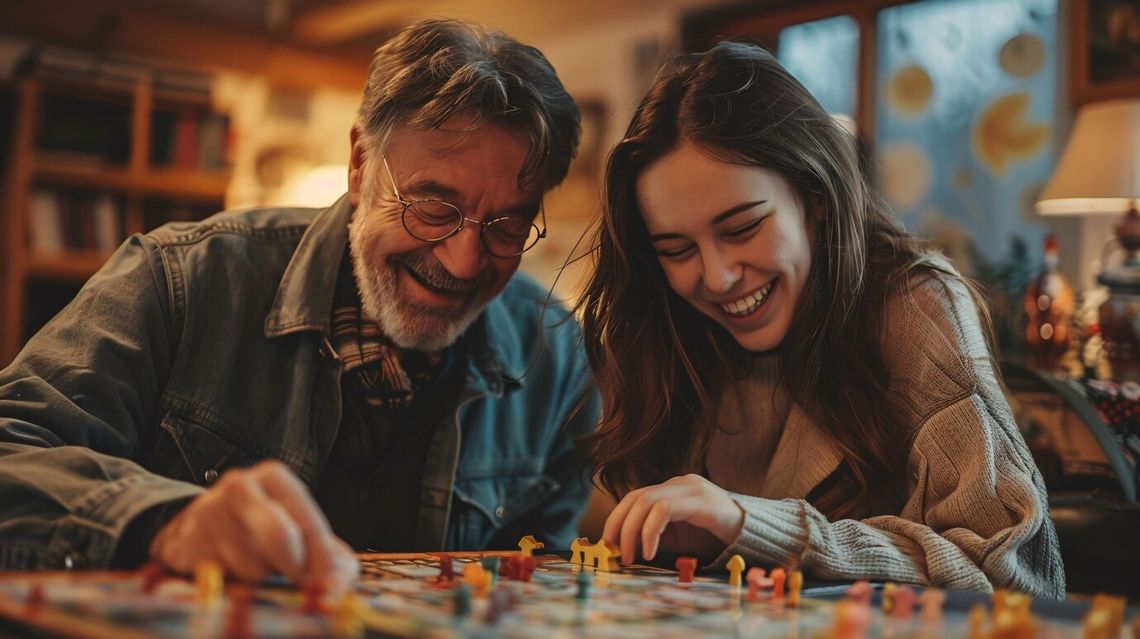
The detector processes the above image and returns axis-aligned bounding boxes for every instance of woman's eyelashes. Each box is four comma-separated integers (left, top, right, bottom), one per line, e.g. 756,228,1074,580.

652,214,769,260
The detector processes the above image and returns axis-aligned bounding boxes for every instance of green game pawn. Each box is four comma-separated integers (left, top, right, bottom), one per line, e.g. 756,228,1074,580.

481,557,501,587
453,584,472,618
576,570,592,602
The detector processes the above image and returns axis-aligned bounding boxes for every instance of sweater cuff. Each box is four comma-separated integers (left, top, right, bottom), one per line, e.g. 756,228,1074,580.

706,495,808,570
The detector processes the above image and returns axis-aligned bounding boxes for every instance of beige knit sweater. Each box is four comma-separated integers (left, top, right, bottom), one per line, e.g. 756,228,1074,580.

699,263,1066,599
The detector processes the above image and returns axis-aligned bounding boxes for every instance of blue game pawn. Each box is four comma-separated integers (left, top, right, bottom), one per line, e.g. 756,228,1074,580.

481,557,501,588
575,570,592,602
453,584,472,618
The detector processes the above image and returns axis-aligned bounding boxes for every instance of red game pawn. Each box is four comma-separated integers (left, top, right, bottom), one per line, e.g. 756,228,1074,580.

770,568,786,599
223,586,255,639
519,556,536,583
302,583,325,615
846,580,873,606
505,555,522,581
746,568,767,602
436,554,455,584
890,585,916,620
25,584,44,612
140,562,165,595
675,557,697,583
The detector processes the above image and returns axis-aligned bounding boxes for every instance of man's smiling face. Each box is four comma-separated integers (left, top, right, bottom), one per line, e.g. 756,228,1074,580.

347,115,542,351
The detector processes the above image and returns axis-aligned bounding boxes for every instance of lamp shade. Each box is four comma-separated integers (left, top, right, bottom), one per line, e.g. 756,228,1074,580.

1035,99,1140,216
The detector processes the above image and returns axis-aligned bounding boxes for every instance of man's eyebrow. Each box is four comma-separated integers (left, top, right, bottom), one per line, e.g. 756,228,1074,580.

649,200,768,242
403,178,462,200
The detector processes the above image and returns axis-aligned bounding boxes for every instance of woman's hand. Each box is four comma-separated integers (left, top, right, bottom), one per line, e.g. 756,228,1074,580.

602,474,745,564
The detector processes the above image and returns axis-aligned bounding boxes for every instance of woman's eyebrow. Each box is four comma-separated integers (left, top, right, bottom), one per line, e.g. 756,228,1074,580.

649,200,768,242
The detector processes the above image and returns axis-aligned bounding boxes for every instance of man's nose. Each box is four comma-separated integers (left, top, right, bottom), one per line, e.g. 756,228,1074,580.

434,223,488,281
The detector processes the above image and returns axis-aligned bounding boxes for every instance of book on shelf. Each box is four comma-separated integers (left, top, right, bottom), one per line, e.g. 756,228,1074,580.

152,110,232,170
28,190,64,255
26,188,123,256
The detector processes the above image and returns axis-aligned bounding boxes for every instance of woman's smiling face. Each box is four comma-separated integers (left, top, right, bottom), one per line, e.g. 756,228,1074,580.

636,142,815,353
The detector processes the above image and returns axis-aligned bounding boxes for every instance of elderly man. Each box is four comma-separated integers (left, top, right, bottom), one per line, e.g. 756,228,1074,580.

0,19,597,595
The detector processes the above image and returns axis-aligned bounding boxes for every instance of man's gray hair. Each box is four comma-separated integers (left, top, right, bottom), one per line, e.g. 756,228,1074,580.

357,19,581,192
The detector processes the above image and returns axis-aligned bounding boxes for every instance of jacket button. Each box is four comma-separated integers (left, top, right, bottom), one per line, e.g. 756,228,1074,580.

62,551,83,570
494,505,507,520
204,469,219,484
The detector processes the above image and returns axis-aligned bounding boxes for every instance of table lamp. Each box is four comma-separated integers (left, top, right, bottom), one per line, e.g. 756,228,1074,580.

1036,99,1140,380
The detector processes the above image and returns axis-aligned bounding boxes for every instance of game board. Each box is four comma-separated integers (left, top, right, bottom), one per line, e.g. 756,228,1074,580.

0,549,1123,638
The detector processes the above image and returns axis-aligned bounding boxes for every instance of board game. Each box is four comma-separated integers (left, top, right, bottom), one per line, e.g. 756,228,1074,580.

0,544,1130,639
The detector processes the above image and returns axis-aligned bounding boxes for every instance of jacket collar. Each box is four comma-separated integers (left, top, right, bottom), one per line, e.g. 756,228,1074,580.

264,194,353,338
263,193,522,395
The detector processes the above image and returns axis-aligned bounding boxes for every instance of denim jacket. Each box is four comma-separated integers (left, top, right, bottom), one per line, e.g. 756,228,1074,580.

0,195,599,570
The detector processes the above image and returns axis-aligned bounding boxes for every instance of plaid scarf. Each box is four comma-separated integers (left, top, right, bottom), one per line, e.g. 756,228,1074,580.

330,262,444,410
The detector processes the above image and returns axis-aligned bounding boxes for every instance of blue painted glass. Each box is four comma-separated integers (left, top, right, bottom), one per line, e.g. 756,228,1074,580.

875,0,1059,269
779,15,860,119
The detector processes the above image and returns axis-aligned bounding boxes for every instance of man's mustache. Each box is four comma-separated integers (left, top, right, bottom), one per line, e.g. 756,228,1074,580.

391,253,497,293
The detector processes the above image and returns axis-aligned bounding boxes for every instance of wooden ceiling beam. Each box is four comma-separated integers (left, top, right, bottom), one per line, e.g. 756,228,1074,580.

0,0,371,91
291,0,422,46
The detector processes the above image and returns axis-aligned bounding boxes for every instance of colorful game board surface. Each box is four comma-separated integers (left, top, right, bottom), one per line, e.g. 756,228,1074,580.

0,551,1116,638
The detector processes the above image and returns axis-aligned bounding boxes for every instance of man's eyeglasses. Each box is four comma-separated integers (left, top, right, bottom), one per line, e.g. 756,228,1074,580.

382,156,546,258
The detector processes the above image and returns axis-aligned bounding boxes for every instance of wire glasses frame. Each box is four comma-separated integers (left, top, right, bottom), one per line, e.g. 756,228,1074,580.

381,156,546,258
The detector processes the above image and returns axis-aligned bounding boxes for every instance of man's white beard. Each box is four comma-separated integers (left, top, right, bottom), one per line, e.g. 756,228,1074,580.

347,188,485,352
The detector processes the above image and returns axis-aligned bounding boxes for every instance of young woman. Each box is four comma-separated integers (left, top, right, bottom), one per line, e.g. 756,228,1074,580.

578,41,1064,598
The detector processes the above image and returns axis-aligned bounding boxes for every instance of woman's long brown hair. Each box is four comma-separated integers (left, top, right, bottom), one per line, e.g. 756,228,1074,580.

577,41,990,518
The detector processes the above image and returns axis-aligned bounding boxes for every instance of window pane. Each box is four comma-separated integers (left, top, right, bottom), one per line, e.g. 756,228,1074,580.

779,15,859,119
875,0,1059,270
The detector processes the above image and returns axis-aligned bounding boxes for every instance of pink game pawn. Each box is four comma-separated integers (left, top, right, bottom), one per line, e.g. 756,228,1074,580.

675,557,697,583
846,580,873,606
770,568,787,599
746,568,767,602
889,585,916,620
919,588,945,622
436,554,455,584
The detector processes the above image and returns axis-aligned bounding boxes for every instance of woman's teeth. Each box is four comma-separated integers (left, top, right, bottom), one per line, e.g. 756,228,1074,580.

721,280,775,316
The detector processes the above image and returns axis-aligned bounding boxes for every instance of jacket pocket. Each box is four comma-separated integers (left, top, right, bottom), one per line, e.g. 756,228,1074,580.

158,411,260,486
450,473,560,549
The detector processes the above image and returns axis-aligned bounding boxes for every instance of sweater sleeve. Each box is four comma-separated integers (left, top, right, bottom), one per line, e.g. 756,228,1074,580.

714,390,1065,599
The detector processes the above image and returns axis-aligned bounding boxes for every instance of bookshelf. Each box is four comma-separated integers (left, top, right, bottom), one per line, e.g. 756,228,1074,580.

1,73,232,366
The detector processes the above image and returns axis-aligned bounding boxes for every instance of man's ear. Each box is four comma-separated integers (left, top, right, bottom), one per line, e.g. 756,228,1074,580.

348,125,368,207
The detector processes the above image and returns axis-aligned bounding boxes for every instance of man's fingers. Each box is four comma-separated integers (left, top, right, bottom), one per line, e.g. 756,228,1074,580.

253,461,348,589
222,484,306,582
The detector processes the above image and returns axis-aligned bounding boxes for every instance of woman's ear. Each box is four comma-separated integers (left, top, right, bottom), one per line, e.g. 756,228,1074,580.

348,126,367,207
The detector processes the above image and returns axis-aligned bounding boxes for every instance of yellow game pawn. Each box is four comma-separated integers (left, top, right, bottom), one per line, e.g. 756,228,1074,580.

463,563,491,597
518,535,544,558
726,555,745,591
569,537,590,566
881,582,897,614
1090,593,1126,638
592,540,621,572
967,603,987,639
787,570,803,608
333,594,365,639
194,561,223,605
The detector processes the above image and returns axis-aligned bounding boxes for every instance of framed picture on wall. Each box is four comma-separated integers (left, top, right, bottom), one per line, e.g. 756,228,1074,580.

1072,0,1140,104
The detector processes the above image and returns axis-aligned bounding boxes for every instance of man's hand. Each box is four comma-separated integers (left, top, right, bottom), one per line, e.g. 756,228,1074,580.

150,460,358,594
603,474,746,564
